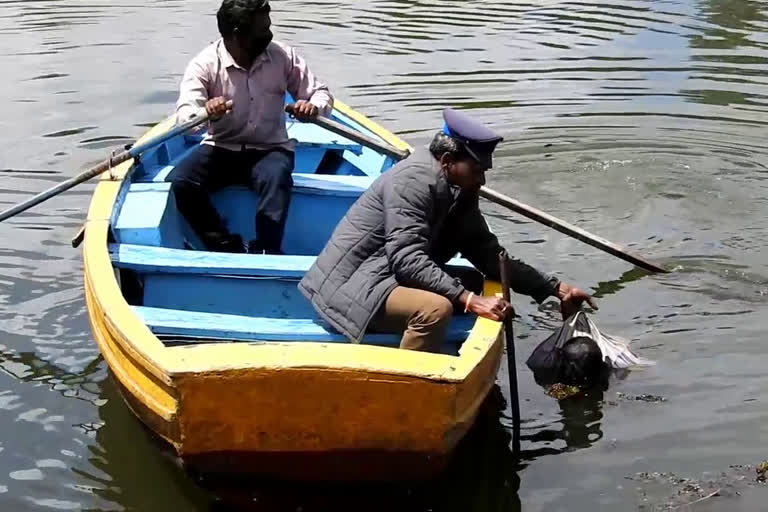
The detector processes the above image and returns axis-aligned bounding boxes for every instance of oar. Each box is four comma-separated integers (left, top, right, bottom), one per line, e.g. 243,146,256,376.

0,106,219,223
295,110,668,274
499,250,521,456
478,187,668,273
285,105,410,161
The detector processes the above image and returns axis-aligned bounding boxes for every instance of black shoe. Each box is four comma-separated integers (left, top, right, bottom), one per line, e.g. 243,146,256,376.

203,232,245,253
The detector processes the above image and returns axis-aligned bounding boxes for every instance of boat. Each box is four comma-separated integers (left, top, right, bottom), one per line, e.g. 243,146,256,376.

81,97,505,481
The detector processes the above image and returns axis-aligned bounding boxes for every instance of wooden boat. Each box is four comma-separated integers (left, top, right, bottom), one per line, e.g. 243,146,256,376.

82,98,505,481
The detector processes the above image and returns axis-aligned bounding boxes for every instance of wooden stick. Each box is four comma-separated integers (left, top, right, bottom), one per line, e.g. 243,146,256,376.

499,250,521,456
0,108,214,223
480,187,668,273
297,109,667,274
71,224,85,249
672,488,720,510
286,106,411,161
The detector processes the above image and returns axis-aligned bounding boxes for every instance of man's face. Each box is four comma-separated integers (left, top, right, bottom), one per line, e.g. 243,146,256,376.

442,153,488,193
235,11,273,58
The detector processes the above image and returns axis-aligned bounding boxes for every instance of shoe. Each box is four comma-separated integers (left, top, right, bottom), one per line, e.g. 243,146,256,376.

203,231,245,253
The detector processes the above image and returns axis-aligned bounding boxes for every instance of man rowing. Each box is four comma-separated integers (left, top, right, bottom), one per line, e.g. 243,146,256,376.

171,0,333,254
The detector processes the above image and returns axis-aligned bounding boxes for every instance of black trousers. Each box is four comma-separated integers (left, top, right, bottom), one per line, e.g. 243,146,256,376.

168,144,294,252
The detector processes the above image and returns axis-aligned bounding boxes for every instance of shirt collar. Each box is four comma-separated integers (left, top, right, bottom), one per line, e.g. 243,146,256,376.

218,39,273,71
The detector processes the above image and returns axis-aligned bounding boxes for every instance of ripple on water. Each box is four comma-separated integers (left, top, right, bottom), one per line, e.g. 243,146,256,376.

10,469,44,481
0,0,767,510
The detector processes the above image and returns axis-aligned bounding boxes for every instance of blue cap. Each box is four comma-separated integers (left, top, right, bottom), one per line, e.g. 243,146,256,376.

441,107,503,169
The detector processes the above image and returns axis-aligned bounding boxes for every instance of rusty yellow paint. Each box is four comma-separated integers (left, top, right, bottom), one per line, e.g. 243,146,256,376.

81,103,506,480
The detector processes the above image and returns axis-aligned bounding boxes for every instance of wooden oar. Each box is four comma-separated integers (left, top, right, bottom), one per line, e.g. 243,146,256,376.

499,250,521,456
0,107,216,223
478,187,668,273
286,105,411,161
297,111,668,274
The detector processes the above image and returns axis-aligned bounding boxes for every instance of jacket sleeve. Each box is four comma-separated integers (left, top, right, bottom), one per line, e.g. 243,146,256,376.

458,197,560,303
382,176,466,302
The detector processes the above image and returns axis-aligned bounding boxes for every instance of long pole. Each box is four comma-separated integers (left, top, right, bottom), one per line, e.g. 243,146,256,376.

299,113,667,274
286,106,411,161
479,187,667,273
0,109,211,223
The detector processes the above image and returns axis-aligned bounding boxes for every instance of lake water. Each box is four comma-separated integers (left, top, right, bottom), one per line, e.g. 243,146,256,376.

1,0,767,510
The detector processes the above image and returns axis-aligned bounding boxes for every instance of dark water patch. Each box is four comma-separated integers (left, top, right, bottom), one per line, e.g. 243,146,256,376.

142,90,180,105
15,225,55,232
2,50,59,56
0,169,60,175
26,72,68,81
79,135,134,150
42,126,97,138
134,120,166,128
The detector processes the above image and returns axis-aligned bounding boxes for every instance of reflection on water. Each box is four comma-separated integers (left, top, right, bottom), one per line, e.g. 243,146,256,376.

199,388,525,512
523,390,607,460
0,0,767,509
81,377,212,511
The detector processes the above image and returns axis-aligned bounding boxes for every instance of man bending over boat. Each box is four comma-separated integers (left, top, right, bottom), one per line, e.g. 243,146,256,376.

171,0,333,254
300,108,595,352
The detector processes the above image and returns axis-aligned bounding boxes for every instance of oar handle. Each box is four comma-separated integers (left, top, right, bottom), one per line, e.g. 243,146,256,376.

480,186,668,273
0,109,211,223
286,106,411,161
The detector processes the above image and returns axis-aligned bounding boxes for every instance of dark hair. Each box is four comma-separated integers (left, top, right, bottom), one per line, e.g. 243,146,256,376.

429,132,469,161
217,0,270,38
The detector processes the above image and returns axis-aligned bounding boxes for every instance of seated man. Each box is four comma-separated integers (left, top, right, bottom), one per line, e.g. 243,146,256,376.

300,108,595,352
171,0,333,253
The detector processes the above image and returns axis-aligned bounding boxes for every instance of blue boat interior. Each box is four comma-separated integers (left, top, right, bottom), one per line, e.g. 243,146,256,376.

109,103,477,355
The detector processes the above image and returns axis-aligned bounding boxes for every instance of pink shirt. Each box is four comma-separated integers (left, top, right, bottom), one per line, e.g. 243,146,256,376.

176,39,333,152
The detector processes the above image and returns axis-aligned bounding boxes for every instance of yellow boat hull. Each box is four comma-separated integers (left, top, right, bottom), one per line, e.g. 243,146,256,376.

82,101,505,481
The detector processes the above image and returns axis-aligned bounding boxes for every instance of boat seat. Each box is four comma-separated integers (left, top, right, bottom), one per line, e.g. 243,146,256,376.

142,123,364,183
110,243,475,278
132,305,476,352
113,174,376,249
113,183,187,247
110,243,315,278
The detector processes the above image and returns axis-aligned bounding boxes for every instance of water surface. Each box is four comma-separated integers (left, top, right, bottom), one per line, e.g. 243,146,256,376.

1,0,767,509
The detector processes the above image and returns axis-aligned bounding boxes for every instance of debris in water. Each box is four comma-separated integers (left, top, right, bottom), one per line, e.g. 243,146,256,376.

545,383,582,400
616,392,667,403
627,460,768,510
756,461,768,482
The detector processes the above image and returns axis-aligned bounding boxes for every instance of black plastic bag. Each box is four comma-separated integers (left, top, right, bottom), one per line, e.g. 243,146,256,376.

526,312,610,389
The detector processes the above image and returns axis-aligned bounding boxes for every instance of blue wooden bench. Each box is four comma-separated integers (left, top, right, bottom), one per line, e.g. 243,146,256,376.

109,243,315,277
132,305,475,350
111,244,478,351
110,243,474,278
113,174,376,252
